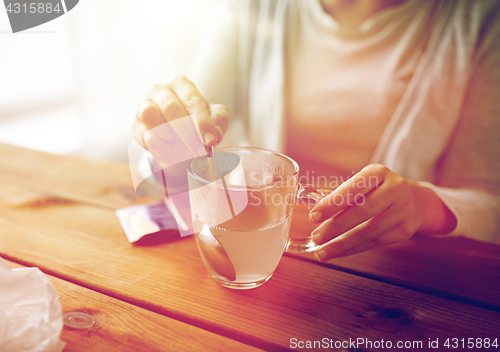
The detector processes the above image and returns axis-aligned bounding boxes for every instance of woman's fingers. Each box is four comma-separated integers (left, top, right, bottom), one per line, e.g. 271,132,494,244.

314,206,405,262
209,103,230,143
133,119,149,148
307,166,422,262
135,93,177,144
133,119,172,161
311,183,395,245
315,220,410,261
147,84,187,123
309,164,390,223
168,75,221,146
134,76,230,150
137,99,165,131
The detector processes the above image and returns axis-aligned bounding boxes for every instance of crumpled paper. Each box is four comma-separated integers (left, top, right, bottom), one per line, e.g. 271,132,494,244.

0,258,65,352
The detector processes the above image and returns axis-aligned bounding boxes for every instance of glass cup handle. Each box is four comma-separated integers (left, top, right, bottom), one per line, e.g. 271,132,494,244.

297,184,332,204
287,184,334,253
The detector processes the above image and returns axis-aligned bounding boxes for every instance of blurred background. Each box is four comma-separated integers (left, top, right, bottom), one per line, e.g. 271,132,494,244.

0,0,220,162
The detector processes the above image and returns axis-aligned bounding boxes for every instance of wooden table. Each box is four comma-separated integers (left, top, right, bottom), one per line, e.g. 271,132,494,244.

1,143,499,352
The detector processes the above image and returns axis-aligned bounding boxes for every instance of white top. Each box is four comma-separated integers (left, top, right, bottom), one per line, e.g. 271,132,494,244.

287,0,432,176
188,0,500,243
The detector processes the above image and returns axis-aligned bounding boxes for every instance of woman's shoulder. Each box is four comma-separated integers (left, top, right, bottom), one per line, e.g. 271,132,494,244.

446,0,500,33
439,0,500,61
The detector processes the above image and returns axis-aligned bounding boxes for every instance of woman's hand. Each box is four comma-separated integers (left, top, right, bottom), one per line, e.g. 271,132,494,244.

133,75,230,148
309,164,457,261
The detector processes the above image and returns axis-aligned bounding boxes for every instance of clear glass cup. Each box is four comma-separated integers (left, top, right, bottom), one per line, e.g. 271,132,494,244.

187,147,328,290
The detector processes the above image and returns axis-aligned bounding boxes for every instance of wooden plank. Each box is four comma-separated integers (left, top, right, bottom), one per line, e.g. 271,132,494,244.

0,143,144,209
288,203,500,311
0,181,499,351
2,143,499,311
3,259,263,352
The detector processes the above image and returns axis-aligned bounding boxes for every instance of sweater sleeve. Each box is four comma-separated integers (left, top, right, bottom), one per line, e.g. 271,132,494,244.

188,1,238,108
417,183,500,242
422,3,500,243
187,0,246,147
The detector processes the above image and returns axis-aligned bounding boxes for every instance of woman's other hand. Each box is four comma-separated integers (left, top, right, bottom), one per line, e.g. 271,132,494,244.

309,164,457,261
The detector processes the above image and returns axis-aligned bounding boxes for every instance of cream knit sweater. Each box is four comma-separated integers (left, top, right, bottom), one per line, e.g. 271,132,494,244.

188,0,500,242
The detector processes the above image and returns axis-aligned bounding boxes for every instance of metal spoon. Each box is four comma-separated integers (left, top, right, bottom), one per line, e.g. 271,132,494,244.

196,229,236,282
196,146,236,282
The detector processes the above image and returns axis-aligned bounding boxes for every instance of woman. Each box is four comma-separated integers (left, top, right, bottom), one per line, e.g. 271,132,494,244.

133,0,500,262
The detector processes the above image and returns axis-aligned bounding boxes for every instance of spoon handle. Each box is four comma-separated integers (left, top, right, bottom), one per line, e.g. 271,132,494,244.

205,145,215,182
